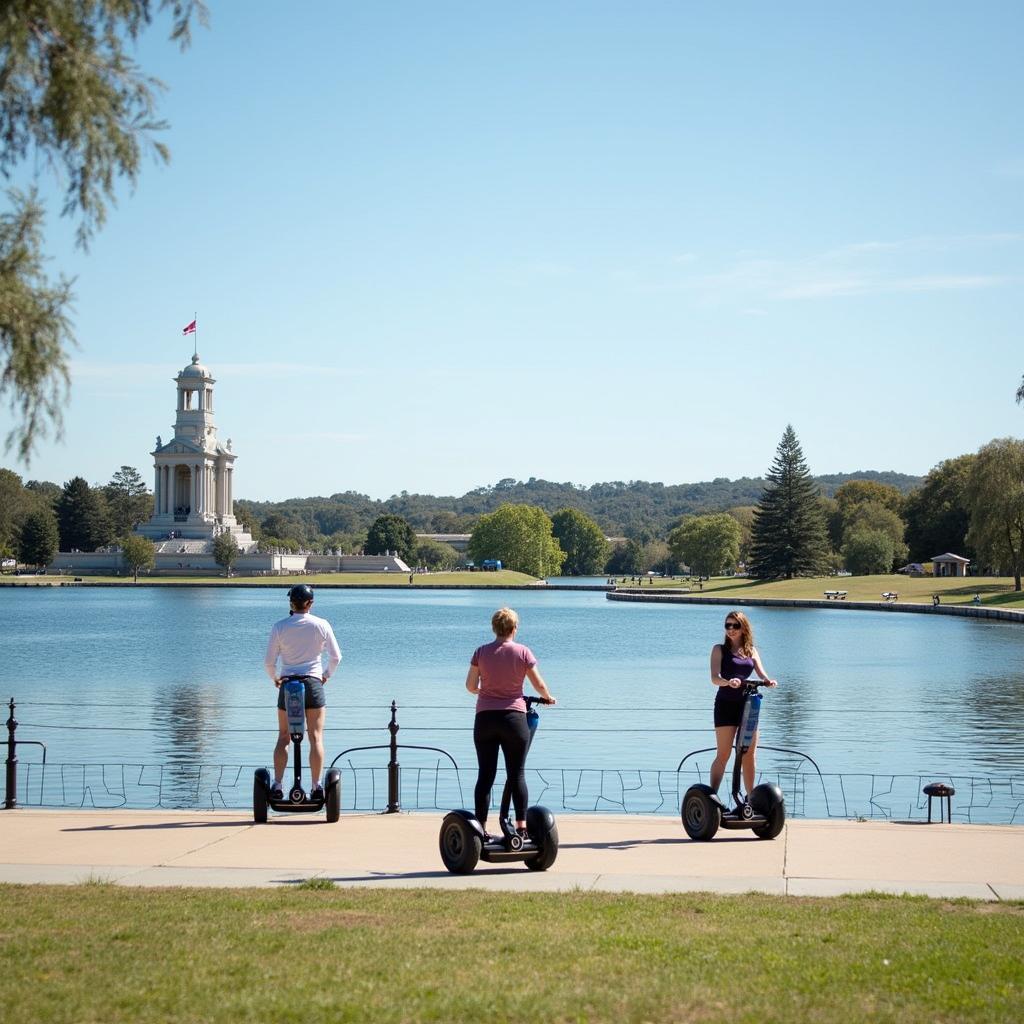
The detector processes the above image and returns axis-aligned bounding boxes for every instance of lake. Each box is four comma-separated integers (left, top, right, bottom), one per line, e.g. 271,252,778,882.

2,585,1022,821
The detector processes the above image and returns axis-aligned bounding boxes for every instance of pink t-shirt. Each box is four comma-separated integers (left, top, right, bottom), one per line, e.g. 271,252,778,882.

471,639,538,713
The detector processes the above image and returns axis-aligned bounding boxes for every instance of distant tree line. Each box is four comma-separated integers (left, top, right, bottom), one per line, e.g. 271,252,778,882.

3,433,1022,591
0,465,153,568
233,469,922,551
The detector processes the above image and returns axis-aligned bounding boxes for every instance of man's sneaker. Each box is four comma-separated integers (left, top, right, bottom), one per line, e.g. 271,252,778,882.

310,784,324,801
270,782,284,800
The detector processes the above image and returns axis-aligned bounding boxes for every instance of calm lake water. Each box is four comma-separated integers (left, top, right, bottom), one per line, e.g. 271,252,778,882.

2,586,1022,818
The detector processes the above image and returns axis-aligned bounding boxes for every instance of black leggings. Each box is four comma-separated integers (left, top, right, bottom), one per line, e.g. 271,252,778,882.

473,710,530,824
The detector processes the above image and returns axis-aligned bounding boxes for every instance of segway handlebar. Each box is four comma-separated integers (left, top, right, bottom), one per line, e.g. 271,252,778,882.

524,695,554,708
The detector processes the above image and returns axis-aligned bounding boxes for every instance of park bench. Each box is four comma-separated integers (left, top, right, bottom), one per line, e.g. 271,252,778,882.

881,591,898,602
824,590,848,600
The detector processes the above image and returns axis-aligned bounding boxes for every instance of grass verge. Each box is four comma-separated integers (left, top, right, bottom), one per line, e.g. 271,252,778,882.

621,573,1024,609
0,886,1020,1023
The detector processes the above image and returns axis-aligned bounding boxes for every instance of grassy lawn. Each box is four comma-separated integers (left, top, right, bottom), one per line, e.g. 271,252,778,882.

0,886,1020,1023
0,569,540,588
619,573,1024,609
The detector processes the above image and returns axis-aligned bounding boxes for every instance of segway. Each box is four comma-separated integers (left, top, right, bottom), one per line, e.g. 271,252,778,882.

254,678,341,823
439,696,559,874
681,680,785,841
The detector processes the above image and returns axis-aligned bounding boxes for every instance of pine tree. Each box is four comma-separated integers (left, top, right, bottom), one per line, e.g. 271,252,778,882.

750,425,830,579
18,506,59,567
105,466,152,536
57,476,112,552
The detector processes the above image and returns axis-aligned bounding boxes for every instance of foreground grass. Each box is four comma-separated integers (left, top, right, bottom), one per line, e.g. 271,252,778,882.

0,569,539,588
0,887,1020,1023
622,573,1024,608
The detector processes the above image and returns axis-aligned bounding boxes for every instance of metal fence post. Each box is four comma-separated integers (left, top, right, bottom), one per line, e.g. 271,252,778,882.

386,700,400,813
5,698,17,810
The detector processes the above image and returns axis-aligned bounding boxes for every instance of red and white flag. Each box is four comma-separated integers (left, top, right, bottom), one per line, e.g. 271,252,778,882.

182,319,197,335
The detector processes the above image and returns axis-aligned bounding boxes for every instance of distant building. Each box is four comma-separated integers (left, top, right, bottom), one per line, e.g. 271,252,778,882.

931,552,971,578
135,354,255,552
49,352,413,575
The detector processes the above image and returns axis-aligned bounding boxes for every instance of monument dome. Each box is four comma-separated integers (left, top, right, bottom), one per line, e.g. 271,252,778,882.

179,354,211,378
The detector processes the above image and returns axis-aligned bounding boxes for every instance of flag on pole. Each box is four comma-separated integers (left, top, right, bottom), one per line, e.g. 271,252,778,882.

182,319,197,335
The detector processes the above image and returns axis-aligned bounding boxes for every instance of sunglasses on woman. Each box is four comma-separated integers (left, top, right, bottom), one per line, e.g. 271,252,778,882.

724,622,741,631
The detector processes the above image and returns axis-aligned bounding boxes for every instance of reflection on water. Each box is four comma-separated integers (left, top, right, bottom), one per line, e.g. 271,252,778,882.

2,588,1023,783
152,684,219,764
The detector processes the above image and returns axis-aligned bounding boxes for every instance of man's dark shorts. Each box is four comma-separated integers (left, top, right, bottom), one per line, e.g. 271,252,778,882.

277,676,327,710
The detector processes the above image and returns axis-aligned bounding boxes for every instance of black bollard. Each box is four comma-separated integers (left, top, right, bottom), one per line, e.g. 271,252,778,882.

5,698,17,810
386,700,400,813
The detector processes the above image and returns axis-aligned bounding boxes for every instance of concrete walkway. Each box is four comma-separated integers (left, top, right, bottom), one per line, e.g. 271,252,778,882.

2,810,1022,900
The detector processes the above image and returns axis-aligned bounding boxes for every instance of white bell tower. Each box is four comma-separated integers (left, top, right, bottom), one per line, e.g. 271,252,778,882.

136,355,255,551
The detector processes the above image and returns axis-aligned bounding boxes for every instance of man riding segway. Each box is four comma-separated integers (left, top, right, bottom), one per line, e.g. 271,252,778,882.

263,584,341,803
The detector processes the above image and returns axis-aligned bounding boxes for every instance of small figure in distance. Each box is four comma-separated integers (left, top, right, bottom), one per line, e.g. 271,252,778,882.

709,611,777,794
263,584,341,801
933,594,941,606
465,607,555,839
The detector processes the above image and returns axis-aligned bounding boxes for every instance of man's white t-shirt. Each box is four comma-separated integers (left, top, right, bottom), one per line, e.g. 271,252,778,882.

264,612,342,683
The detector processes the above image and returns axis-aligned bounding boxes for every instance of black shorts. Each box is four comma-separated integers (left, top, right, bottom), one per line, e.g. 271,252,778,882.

713,695,745,728
277,676,326,710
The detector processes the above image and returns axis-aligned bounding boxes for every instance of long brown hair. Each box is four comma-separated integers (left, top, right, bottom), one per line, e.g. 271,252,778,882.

723,610,754,657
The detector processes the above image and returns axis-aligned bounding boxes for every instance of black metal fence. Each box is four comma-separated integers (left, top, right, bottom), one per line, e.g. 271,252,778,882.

7,698,1023,824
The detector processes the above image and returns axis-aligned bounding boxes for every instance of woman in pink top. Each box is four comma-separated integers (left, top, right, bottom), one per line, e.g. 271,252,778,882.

465,607,556,837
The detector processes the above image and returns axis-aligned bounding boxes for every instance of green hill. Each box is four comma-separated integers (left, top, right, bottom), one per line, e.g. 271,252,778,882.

237,470,922,541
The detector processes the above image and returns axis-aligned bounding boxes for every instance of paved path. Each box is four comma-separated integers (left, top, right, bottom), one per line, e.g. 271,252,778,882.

2,810,1022,899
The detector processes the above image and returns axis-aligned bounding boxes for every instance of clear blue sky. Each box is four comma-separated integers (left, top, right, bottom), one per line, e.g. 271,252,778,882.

4,2,1023,501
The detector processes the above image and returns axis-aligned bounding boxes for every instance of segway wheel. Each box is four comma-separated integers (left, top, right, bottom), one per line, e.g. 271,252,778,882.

682,785,721,841
750,783,785,840
524,806,559,871
253,768,270,824
325,769,342,824
439,813,482,874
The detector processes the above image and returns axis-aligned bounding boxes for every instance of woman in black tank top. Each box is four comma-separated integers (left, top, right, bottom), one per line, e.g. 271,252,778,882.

709,611,777,794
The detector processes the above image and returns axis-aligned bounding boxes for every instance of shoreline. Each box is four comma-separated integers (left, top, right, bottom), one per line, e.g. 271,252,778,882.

607,589,1024,624
3,578,1023,622
0,579,612,592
